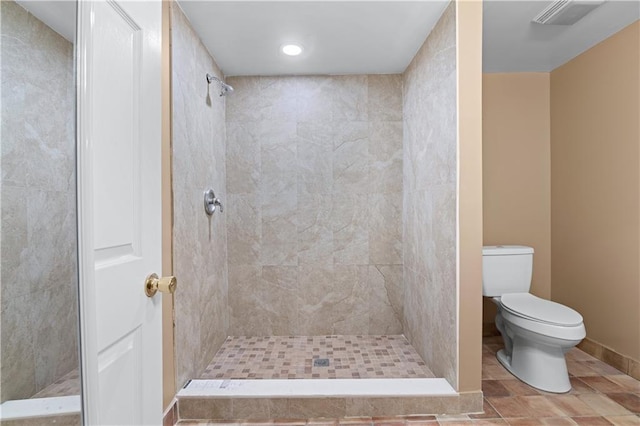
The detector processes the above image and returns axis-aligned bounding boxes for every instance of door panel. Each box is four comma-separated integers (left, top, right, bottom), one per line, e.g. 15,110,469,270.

77,1,162,424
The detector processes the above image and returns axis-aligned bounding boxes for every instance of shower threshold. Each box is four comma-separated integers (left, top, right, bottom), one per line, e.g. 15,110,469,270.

174,336,480,421
179,377,456,397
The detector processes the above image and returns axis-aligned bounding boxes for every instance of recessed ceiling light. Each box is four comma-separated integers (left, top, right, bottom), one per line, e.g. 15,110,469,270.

281,44,303,56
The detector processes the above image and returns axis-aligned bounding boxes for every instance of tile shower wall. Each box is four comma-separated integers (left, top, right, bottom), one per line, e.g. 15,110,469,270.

225,75,403,336
402,3,458,386
171,4,229,388
1,1,78,402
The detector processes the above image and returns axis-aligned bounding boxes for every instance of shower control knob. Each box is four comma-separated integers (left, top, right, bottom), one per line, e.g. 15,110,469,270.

144,273,177,297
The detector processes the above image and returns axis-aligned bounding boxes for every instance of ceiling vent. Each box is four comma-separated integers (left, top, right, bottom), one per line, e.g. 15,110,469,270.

532,0,605,25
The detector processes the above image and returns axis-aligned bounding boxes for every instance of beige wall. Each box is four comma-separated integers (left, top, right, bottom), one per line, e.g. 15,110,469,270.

225,74,404,336
482,73,551,324
551,21,640,361
457,0,483,394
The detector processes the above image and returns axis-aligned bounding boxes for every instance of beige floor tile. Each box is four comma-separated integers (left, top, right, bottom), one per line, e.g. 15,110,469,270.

486,397,534,419
577,394,633,416
540,418,578,425
518,396,566,418
605,376,640,394
604,415,640,426
547,395,598,417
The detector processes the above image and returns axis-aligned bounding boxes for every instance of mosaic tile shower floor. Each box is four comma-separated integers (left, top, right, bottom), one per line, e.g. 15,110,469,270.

200,335,435,380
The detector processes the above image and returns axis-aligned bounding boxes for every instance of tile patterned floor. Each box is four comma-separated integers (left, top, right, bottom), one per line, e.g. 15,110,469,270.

31,368,80,399
181,336,640,425
201,335,434,380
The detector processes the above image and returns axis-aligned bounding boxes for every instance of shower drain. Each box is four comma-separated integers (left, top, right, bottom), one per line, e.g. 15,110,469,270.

313,358,330,367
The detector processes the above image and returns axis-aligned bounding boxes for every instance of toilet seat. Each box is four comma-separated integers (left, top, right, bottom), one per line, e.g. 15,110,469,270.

500,293,583,327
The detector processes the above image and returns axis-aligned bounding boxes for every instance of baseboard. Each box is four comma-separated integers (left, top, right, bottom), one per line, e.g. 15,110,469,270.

575,338,640,380
482,322,499,337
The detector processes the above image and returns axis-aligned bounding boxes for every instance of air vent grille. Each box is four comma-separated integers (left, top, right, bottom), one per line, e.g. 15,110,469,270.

533,0,605,25
533,0,572,24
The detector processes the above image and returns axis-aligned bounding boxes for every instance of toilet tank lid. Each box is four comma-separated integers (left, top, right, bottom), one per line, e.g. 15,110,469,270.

483,245,534,256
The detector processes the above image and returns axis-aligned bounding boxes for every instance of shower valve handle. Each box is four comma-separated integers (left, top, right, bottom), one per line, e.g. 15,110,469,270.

204,188,223,215
213,198,223,213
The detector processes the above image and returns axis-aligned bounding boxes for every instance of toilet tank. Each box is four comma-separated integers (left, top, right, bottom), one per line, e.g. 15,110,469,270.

482,245,534,297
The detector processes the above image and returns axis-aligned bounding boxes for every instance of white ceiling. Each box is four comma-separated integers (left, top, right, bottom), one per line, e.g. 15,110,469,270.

483,1,640,73
14,1,640,76
16,0,76,43
177,1,450,76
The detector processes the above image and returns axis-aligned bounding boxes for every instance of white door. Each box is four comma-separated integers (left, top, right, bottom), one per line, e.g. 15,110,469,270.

76,1,163,424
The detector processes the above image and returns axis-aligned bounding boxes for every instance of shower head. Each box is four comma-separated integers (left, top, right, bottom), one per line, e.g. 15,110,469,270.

206,73,234,97
220,82,234,96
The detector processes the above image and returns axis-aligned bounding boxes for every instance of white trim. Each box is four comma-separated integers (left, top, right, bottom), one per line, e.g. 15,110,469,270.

0,396,81,421
178,378,457,398
76,0,99,423
454,0,462,393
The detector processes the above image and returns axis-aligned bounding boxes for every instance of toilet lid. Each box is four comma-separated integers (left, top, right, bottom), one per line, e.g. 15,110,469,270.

501,293,583,326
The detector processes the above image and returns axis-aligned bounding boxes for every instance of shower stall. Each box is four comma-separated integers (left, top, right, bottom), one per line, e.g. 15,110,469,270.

169,0,480,420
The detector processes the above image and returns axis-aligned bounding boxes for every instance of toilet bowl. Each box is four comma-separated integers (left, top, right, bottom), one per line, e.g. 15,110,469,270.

483,246,586,393
492,293,585,393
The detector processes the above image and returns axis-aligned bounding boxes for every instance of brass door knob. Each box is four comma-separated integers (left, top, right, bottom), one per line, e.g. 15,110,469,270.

145,273,177,297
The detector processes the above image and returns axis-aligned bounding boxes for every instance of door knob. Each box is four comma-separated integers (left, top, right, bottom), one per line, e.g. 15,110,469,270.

145,273,177,297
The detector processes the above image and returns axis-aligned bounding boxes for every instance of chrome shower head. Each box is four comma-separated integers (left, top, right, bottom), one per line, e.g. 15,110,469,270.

220,82,234,96
206,73,234,97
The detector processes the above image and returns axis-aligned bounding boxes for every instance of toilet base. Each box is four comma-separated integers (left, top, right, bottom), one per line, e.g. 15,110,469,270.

496,344,571,394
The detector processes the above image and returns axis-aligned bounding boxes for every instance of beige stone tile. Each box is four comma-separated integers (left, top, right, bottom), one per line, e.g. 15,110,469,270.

403,396,460,416
295,76,334,122
368,193,402,265
369,121,402,194
287,398,347,418
333,122,371,194
260,189,298,266
225,123,261,194
297,121,333,194
368,75,403,122
298,194,334,266
1,294,36,400
332,194,369,265
346,398,404,417
0,414,81,426
231,399,273,419
331,75,368,122
226,194,261,266
179,399,233,421
368,265,403,335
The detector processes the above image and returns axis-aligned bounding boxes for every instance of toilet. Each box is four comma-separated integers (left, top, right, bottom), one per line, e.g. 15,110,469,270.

483,245,586,393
